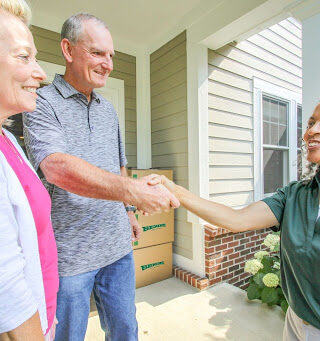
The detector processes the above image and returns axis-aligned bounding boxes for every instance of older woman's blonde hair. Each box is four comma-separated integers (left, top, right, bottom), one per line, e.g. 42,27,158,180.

0,0,31,25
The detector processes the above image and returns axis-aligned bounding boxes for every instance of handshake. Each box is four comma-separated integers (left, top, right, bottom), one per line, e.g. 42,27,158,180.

127,174,180,215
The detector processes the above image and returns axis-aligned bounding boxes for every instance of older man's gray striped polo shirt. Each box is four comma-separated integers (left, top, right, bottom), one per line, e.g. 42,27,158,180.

23,74,132,276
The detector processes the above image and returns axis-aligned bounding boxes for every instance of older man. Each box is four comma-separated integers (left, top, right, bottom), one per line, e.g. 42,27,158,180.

23,13,178,341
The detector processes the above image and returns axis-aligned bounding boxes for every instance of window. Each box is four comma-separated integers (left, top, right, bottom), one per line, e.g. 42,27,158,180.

297,105,303,180
253,78,302,199
262,96,289,194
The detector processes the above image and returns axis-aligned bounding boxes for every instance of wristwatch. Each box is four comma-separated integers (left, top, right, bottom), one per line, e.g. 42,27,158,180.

125,205,137,213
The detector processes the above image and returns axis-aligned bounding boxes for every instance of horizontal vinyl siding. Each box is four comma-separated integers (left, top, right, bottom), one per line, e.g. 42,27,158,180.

151,31,192,259
208,18,302,208
31,26,137,167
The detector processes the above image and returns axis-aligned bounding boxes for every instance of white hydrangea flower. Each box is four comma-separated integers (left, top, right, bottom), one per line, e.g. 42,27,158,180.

254,251,269,260
244,259,263,275
262,273,279,287
273,261,280,270
263,234,280,250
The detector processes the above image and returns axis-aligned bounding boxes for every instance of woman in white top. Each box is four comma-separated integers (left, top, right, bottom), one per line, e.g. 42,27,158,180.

0,1,59,340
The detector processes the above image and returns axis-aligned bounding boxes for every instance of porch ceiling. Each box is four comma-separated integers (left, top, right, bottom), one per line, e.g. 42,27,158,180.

28,0,320,55
29,0,218,51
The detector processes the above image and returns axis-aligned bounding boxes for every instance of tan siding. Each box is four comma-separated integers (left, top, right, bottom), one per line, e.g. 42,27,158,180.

208,110,253,129
208,18,302,208
210,192,254,206
209,166,253,180
31,25,137,167
269,24,301,48
208,80,253,104
208,51,301,93
152,98,187,120
209,138,253,153
151,31,192,259
259,29,301,57
215,45,301,86
247,35,301,67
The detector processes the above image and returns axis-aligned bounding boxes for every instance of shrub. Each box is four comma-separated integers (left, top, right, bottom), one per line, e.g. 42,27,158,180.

245,232,288,313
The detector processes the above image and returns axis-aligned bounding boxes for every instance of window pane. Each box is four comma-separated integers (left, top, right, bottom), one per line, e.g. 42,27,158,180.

297,105,302,180
297,105,302,149
263,149,285,194
297,150,302,180
279,124,287,146
263,121,270,144
262,96,288,147
263,97,270,121
279,102,287,125
270,122,278,145
270,98,279,123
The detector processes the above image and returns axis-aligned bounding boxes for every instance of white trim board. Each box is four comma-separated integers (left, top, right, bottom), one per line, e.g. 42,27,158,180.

136,49,152,168
174,36,209,278
38,60,126,144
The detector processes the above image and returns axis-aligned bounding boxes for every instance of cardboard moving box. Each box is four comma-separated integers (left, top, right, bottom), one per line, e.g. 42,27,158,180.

134,242,172,288
132,210,174,249
127,169,173,181
128,169,174,250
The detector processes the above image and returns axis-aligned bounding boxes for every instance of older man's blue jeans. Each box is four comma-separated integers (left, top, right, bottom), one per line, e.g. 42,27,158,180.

55,251,138,341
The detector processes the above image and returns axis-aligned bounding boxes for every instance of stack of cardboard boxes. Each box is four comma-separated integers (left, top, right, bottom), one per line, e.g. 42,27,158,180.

127,169,174,288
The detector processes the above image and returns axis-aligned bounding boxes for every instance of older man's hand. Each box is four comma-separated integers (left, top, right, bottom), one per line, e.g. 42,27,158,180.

147,174,176,192
127,175,180,215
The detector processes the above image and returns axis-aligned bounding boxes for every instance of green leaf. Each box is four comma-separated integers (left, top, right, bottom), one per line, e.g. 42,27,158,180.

253,273,265,288
280,299,289,313
247,283,261,300
273,244,280,252
261,287,279,305
261,257,273,273
276,287,284,297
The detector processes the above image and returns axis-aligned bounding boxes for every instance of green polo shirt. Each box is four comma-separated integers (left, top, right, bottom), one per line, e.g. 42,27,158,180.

262,175,320,328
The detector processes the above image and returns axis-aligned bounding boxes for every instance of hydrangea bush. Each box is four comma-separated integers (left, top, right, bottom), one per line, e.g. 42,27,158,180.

245,232,288,313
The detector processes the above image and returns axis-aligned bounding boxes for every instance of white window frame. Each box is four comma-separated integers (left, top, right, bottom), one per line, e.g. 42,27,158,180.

253,78,302,200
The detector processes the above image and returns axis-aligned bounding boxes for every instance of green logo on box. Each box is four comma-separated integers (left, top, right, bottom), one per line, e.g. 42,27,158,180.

133,174,138,178
141,261,165,271
143,223,166,232
133,241,139,246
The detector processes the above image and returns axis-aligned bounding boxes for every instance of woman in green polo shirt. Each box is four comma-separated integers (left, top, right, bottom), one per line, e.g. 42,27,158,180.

151,103,320,340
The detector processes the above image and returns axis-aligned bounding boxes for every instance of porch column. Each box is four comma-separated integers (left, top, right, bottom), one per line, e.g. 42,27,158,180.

136,49,152,169
302,12,320,125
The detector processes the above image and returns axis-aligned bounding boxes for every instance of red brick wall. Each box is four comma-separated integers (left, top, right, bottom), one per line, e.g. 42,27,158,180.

204,226,269,289
173,226,270,290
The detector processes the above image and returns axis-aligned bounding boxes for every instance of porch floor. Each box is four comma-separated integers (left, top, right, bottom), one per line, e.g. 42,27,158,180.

85,278,284,340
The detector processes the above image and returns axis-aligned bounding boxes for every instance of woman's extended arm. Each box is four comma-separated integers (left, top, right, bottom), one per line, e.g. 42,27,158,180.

159,177,278,233
0,313,44,341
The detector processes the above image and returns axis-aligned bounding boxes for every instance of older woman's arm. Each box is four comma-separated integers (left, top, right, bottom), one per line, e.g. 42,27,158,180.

0,181,44,340
0,313,44,341
158,177,279,233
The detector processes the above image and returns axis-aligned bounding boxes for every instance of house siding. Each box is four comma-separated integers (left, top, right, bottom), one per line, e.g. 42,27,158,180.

208,17,302,207
205,17,302,289
150,31,193,259
31,26,137,167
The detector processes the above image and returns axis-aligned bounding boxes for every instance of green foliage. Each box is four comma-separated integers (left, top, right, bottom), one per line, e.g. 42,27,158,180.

247,283,261,300
261,257,273,273
261,287,279,305
280,299,289,313
253,273,265,288
244,232,288,313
